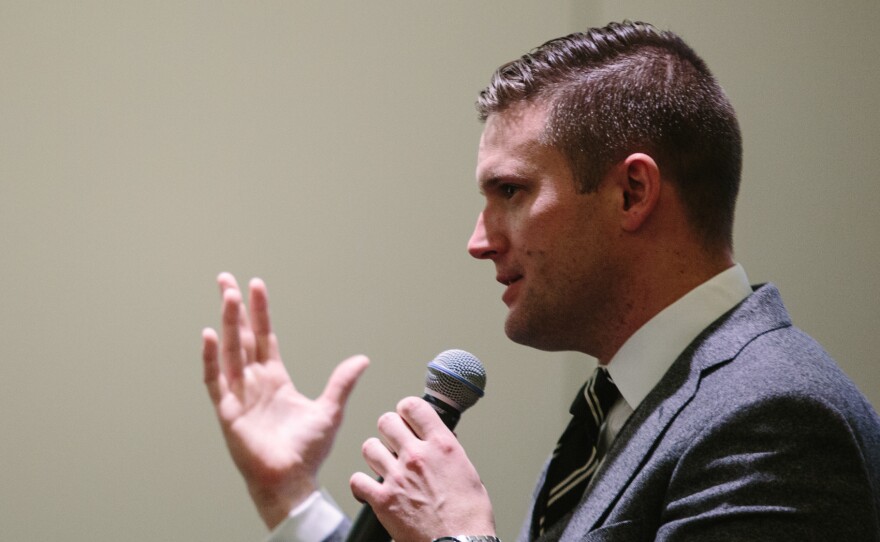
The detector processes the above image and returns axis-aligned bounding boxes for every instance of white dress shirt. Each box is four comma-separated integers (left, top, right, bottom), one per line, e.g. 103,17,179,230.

598,263,752,456
266,489,345,542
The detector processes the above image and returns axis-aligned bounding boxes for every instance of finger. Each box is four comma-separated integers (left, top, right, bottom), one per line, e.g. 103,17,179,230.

376,410,417,455
202,327,222,403
248,277,279,361
221,288,246,382
360,436,396,478
396,396,448,441
217,272,242,304
218,272,256,362
318,355,370,414
202,327,230,405
349,471,383,506
217,271,241,294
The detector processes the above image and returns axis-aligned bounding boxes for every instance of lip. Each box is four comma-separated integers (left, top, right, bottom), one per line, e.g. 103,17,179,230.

498,274,523,305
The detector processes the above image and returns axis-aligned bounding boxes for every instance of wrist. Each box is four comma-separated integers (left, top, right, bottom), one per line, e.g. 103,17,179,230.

248,480,317,530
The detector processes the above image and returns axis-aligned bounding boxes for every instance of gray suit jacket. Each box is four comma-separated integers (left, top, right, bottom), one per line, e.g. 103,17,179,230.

520,284,880,541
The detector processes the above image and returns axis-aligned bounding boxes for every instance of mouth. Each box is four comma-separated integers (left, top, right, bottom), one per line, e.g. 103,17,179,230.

496,274,522,287
498,273,523,305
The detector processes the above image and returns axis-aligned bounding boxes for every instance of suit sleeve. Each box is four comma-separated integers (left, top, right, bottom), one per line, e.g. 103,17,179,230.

657,394,880,541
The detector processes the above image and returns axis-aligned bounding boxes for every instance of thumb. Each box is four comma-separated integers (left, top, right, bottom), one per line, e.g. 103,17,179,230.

319,354,370,412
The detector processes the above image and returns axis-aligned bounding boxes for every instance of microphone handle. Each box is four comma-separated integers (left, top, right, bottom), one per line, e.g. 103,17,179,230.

344,394,462,542
346,501,390,542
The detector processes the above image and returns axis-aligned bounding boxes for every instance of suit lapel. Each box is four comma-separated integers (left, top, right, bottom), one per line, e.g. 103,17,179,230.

558,284,792,540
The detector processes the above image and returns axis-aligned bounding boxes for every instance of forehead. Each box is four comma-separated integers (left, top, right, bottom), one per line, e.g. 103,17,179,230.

476,103,568,187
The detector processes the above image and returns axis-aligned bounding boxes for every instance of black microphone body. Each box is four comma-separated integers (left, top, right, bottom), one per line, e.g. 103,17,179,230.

345,500,389,542
344,350,486,542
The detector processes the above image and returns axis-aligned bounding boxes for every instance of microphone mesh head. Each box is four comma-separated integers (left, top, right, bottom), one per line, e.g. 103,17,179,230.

424,349,486,412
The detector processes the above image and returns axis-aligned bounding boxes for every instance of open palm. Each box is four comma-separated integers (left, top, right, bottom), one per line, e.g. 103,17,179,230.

202,273,368,529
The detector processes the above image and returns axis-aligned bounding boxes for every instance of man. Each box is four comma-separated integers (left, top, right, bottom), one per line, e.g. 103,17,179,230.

202,21,880,541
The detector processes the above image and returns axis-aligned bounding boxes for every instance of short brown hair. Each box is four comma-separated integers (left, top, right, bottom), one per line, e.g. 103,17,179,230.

477,21,742,250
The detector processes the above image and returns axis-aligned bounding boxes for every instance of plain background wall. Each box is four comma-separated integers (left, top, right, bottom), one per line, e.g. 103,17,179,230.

1,2,876,541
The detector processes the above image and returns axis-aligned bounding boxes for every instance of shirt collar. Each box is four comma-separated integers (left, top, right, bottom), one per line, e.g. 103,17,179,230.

605,263,752,410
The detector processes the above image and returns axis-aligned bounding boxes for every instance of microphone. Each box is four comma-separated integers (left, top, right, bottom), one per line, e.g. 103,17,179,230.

345,349,487,542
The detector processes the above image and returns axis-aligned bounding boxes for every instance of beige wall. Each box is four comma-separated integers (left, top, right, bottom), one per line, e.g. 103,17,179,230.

1,2,876,541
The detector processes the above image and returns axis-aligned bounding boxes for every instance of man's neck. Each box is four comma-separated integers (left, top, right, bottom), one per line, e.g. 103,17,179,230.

594,251,735,365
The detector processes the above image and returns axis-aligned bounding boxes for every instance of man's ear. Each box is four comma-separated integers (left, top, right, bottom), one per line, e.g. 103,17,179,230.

615,153,661,232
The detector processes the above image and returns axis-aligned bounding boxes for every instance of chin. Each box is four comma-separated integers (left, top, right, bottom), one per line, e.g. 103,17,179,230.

504,317,570,353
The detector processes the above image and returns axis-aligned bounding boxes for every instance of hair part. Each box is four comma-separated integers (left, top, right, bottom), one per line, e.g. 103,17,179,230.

476,21,742,251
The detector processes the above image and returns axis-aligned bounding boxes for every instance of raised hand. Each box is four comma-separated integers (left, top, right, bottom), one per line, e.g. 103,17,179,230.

202,272,369,529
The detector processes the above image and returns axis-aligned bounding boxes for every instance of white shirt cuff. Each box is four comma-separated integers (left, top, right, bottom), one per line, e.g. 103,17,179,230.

265,490,345,542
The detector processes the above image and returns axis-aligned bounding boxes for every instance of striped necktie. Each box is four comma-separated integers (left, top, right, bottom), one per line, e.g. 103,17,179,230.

531,367,621,538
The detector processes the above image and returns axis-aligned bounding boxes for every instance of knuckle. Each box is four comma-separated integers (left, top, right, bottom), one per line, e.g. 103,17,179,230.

402,449,426,473
437,439,457,456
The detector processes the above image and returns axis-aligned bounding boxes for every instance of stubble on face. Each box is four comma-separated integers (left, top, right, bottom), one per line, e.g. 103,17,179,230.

477,104,622,355
502,220,620,355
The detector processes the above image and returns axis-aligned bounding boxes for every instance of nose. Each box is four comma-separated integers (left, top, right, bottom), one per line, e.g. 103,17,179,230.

467,212,499,260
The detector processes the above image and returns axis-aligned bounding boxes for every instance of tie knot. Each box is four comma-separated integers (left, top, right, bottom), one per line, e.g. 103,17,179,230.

569,367,619,424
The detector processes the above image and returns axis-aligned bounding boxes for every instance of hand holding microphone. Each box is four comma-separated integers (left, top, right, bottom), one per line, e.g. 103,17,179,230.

348,351,496,542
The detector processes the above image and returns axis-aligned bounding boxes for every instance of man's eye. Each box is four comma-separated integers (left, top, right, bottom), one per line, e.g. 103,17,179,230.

501,184,520,198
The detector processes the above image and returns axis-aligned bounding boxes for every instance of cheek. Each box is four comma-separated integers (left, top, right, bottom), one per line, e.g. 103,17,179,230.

516,206,564,253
